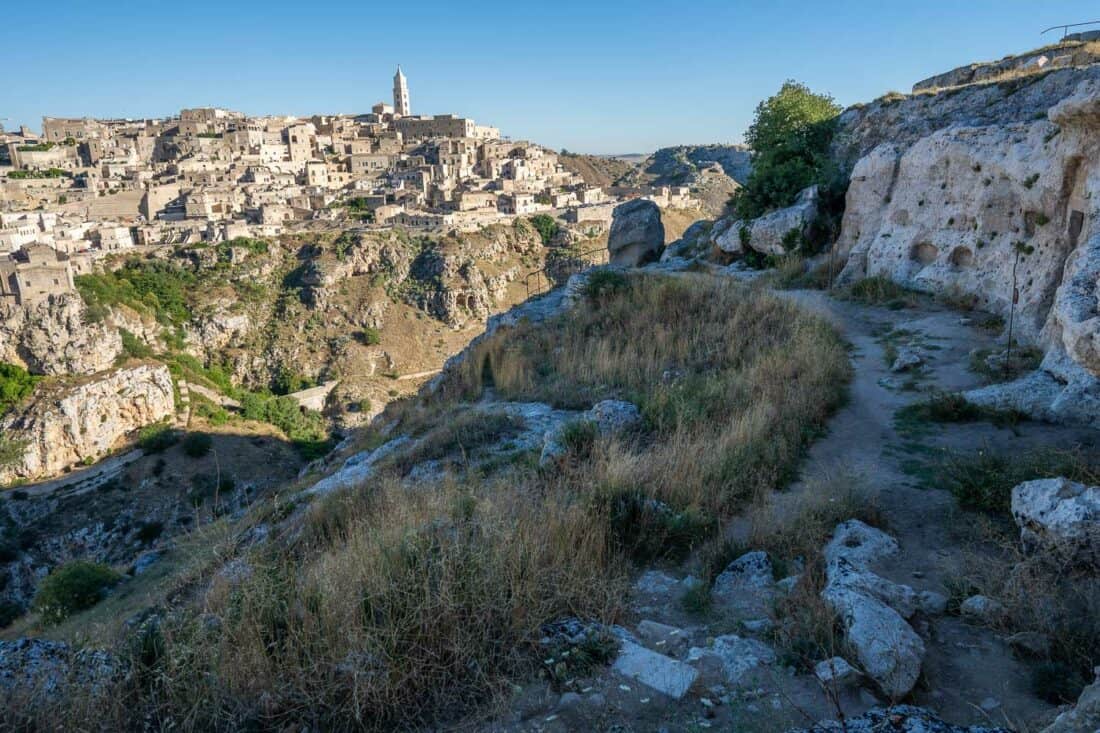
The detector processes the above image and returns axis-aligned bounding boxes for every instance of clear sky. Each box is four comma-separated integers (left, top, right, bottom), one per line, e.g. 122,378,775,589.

3,1,1099,153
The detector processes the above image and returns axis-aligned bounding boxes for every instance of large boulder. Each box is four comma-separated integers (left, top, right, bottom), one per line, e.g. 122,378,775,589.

739,185,819,257
608,199,664,267
821,521,927,699
1011,477,1100,564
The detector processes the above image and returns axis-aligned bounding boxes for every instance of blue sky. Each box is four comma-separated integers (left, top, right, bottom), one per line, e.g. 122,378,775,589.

3,1,1098,153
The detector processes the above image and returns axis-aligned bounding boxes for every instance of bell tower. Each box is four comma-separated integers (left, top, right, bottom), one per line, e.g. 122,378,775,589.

393,66,410,117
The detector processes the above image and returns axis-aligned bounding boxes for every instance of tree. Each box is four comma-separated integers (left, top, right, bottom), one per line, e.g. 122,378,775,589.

33,561,121,625
734,81,842,221
528,214,559,246
0,362,39,415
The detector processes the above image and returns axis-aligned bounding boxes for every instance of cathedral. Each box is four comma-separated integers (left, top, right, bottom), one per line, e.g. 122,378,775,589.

393,66,410,117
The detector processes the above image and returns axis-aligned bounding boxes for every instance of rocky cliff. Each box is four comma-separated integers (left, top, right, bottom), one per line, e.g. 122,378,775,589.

0,363,175,484
0,294,121,376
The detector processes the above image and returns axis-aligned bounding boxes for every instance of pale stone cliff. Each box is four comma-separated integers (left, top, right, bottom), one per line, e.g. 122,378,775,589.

0,363,175,483
0,294,122,376
835,77,1100,424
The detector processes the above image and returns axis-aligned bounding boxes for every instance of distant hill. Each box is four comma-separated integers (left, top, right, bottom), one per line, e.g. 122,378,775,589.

557,153,639,188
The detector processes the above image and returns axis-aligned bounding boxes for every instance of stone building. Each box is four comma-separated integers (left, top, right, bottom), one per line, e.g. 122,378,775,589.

393,67,411,117
0,243,76,305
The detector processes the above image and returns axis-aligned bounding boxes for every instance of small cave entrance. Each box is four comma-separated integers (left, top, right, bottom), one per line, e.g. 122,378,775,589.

949,246,974,268
480,354,496,389
1069,209,1085,247
910,242,939,265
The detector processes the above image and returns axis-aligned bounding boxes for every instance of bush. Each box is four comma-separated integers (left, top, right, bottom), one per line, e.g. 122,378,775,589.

119,329,153,360
596,488,710,563
583,270,629,301
931,447,1100,514
33,561,121,625
528,214,559,246
137,422,177,453
0,361,39,415
733,80,842,223
136,521,164,544
182,432,213,458
895,393,1025,428
359,328,382,346
842,276,910,307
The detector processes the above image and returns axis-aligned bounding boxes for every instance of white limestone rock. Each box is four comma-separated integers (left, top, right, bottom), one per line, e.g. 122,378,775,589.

959,595,1007,626
1011,477,1100,564
612,640,698,699
686,634,776,687
711,551,775,617
0,363,176,484
740,185,819,257
814,656,862,687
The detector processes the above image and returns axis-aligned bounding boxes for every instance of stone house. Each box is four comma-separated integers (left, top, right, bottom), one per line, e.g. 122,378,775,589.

0,243,76,305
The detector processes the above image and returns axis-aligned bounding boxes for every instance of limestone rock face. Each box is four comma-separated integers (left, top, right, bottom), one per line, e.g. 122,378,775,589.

0,363,175,484
792,704,1011,733
835,77,1100,423
608,200,664,267
1011,477,1100,563
0,294,122,376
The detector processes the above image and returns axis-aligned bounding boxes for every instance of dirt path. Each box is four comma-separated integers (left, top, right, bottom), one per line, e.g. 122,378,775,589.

763,289,1097,727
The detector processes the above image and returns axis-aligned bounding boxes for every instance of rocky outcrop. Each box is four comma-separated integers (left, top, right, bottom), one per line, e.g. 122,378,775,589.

722,185,819,257
1011,477,1100,564
0,294,121,376
793,705,1010,733
0,363,175,484
821,520,929,699
608,200,664,266
912,42,1100,93
0,638,119,697
835,76,1100,424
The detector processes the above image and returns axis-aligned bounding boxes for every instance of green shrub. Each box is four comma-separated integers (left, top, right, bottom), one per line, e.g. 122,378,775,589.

932,447,1100,514
137,422,177,453
182,432,213,458
733,80,842,224
896,393,1025,428
558,419,599,458
33,561,121,625
596,488,710,563
842,276,910,307
0,361,39,415
0,600,23,628
528,214,559,246
119,329,153,360
583,270,629,301
136,521,164,544
680,582,712,615
359,327,382,346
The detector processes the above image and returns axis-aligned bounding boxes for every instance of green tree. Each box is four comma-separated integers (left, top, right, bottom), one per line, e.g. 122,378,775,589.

528,214,559,246
0,362,39,415
33,561,121,625
734,81,842,221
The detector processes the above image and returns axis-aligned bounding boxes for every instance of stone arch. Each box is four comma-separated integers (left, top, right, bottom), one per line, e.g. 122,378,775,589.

910,242,938,265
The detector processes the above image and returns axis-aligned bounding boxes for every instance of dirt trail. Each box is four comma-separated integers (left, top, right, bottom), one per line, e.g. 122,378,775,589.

761,289,1097,727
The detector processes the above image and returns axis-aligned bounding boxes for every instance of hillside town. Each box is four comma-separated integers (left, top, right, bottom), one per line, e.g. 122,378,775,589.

0,68,693,305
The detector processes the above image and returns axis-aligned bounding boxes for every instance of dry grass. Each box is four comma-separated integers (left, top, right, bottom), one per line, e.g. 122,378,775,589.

9,273,852,730
946,526,1100,704
437,274,851,517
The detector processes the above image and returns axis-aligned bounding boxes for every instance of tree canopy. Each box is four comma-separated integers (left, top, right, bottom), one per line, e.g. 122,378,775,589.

734,80,842,221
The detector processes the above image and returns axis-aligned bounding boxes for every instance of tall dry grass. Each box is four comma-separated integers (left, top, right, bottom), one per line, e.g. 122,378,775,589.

8,272,852,730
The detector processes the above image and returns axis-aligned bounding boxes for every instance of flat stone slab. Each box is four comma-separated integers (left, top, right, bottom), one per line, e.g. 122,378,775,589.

612,640,698,699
